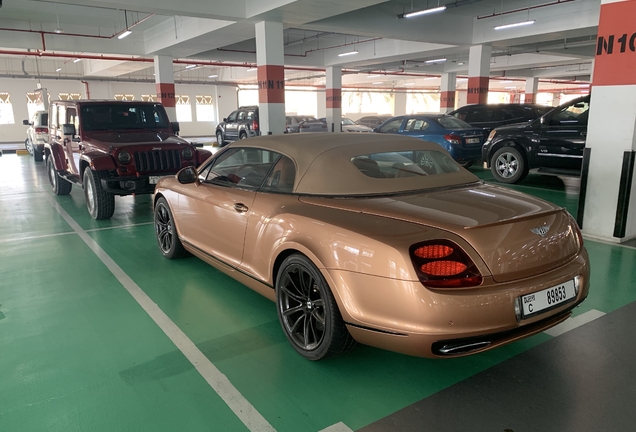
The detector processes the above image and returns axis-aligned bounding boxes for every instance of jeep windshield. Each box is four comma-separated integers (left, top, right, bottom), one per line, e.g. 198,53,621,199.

80,103,171,131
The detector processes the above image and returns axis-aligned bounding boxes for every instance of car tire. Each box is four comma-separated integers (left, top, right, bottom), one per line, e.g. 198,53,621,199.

47,156,72,195
216,131,226,147
25,138,33,156
83,167,115,220
154,197,188,259
276,254,356,360
34,148,44,162
490,146,528,184
239,131,247,140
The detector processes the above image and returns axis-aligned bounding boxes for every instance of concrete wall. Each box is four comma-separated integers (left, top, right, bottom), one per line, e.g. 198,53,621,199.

0,77,239,142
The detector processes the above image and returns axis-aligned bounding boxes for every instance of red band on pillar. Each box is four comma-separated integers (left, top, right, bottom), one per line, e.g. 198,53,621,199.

467,77,489,104
258,65,285,104
593,1,636,86
156,83,176,108
326,88,342,109
525,93,536,103
440,91,455,109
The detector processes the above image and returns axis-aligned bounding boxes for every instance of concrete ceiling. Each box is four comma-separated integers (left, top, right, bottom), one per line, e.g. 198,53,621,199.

0,0,599,91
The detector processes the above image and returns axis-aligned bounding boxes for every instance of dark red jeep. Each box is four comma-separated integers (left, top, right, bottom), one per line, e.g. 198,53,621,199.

45,100,211,219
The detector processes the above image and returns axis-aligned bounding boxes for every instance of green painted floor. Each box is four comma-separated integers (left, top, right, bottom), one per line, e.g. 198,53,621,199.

1,155,634,432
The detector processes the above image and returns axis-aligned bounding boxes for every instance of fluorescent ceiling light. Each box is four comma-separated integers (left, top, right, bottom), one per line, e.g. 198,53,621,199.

579,84,590,87
401,6,446,18
458,62,465,65
498,80,513,83
424,77,438,80
494,20,535,31
505,86,517,89
73,58,81,63
185,64,197,69
56,68,62,72
118,30,132,39
246,67,257,72
425,58,446,64
372,81,383,84
208,74,218,78
367,74,381,78
338,50,359,57
457,78,468,82
404,83,415,86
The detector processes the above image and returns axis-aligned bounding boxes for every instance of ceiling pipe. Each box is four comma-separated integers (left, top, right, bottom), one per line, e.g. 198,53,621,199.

217,37,383,58
478,0,575,19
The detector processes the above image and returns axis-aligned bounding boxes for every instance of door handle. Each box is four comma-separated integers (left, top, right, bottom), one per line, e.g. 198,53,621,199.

581,131,587,136
234,203,249,213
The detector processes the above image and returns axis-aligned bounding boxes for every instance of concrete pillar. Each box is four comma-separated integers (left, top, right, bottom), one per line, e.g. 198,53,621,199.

440,72,456,113
325,66,342,133
394,91,407,116
582,0,636,242
467,45,491,104
256,21,285,135
524,78,539,103
154,55,176,121
317,90,327,118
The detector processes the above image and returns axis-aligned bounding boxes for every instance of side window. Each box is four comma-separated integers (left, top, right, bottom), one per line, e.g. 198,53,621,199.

227,111,238,122
58,106,66,129
237,111,246,121
197,163,213,182
204,148,278,189
550,100,590,126
465,108,491,123
246,110,255,120
500,108,526,121
50,105,58,129
262,156,296,193
404,119,429,132
379,118,403,133
67,107,79,130
451,109,467,121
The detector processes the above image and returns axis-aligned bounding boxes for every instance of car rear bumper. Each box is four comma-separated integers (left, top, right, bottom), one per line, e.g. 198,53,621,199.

327,249,589,358
448,145,483,162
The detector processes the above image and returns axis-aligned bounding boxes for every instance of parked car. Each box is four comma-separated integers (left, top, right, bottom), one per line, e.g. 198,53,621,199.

286,115,318,133
356,115,393,129
45,100,211,220
374,114,485,167
482,95,590,184
216,105,260,146
22,110,48,162
449,103,552,135
153,133,589,360
298,119,328,133
318,117,373,132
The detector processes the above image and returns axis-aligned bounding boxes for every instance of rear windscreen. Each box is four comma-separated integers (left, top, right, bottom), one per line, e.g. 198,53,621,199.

351,150,460,179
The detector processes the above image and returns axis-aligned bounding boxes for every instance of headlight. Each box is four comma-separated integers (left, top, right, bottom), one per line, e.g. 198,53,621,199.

487,130,497,142
118,150,131,164
182,147,194,160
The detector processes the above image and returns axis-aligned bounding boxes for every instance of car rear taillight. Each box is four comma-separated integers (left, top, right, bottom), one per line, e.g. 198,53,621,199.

35,127,48,134
251,119,259,131
444,134,461,145
410,240,482,288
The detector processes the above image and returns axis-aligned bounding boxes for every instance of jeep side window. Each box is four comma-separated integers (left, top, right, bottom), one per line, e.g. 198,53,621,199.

67,107,78,131
227,111,238,122
237,111,246,121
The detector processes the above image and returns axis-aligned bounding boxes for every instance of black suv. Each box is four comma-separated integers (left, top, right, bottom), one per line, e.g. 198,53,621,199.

482,95,590,184
449,103,552,135
216,106,260,146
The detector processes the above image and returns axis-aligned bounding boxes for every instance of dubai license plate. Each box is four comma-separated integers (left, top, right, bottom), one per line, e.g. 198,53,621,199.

149,175,167,185
521,279,576,318
466,137,481,144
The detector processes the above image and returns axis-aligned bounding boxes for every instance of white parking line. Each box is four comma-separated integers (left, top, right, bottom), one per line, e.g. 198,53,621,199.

318,422,354,432
84,222,155,232
0,231,76,244
544,309,606,337
44,194,276,432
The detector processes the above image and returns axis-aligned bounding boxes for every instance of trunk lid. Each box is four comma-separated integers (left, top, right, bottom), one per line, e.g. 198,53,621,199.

300,183,580,283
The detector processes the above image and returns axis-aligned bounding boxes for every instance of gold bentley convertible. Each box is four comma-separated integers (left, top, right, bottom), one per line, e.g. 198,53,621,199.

153,134,589,360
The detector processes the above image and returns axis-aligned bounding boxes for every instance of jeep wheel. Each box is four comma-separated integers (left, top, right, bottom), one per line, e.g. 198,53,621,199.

34,147,44,162
154,197,188,259
491,146,528,184
25,138,33,156
47,156,72,195
239,131,247,140
216,131,226,147
83,167,115,220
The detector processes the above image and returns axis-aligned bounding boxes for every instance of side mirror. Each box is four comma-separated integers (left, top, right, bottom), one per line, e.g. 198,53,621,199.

23,119,30,126
177,166,198,184
63,123,76,136
171,121,180,135
223,118,228,122
372,127,379,133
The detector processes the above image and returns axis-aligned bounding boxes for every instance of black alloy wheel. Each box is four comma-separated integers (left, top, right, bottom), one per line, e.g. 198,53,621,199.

154,197,188,259
276,254,356,360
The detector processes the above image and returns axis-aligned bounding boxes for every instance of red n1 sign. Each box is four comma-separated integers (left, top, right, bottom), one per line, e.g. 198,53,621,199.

593,0,636,86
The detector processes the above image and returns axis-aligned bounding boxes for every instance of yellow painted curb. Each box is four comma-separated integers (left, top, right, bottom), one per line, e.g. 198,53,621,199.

16,149,30,155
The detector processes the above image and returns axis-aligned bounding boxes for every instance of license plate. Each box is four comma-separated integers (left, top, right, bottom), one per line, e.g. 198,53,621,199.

521,279,576,318
149,175,167,185
466,137,481,144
